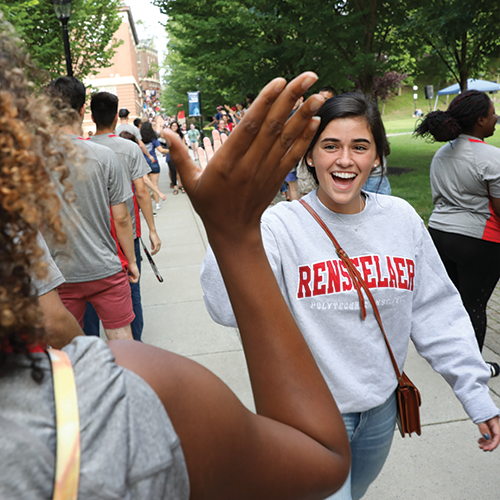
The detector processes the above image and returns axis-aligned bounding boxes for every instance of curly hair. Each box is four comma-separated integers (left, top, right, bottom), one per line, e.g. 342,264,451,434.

0,16,73,378
414,90,491,142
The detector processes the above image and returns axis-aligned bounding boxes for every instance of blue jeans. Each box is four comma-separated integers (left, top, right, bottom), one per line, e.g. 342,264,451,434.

362,175,391,195
83,238,143,341
326,392,397,500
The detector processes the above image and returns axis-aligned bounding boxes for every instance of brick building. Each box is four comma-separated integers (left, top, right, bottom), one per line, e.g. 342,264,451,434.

83,5,161,134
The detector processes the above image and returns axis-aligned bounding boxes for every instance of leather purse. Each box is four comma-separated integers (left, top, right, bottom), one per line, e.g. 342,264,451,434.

300,199,422,437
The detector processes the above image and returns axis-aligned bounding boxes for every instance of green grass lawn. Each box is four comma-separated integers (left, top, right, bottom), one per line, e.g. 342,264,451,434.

384,120,500,225
384,118,420,135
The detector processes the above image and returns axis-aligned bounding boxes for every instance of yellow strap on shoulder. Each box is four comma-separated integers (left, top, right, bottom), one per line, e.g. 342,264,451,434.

48,349,81,500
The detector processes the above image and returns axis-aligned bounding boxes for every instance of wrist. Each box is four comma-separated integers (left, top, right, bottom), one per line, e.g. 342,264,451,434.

209,228,263,258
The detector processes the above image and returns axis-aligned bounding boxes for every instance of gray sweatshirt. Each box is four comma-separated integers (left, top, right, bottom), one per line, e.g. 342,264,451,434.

200,190,499,423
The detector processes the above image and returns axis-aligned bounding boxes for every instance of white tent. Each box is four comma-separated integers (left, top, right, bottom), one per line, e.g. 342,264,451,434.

433,79,500,110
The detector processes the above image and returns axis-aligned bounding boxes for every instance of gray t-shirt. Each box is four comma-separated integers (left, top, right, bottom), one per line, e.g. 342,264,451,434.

115,123,142,143
0,336,190,499
50,136,133,282
90,133,151,239
33,232,65,296
429,134,500,242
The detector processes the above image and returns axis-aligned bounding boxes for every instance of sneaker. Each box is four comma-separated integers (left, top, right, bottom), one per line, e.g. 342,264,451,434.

155,203,161,211
486,361,500,378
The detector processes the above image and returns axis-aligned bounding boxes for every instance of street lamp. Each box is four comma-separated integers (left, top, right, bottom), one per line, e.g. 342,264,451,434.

52,0,73,77
413,85,418,115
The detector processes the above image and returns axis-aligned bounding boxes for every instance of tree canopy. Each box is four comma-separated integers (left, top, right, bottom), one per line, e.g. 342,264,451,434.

404,0,500,91
155,0,423,116
0,0,122,81
156,0,500,116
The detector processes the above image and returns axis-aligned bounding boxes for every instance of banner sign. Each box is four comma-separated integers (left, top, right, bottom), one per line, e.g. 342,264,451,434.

188,91,201,117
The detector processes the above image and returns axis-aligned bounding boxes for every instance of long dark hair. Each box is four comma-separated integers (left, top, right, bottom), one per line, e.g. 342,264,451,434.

140,121,158,143
169,120,184,140
414,90,491,142
304,93,390,183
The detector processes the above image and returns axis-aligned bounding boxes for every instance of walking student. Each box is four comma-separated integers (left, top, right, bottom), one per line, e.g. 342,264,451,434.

415,90,500,376
201,92,500,499
82,91,162,341
45,76,138,340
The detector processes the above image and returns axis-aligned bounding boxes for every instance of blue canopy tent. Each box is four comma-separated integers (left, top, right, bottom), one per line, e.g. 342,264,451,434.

433,79,500,110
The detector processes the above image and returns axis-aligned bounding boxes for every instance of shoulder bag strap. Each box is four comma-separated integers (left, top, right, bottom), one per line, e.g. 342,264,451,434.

299,199,405,383
48,348,81,500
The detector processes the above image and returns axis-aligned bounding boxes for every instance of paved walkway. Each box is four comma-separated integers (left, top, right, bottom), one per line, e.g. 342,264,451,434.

140,156,500,499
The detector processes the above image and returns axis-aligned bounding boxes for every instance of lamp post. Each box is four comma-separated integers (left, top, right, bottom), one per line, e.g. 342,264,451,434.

413,85,418,115
52,0,73,77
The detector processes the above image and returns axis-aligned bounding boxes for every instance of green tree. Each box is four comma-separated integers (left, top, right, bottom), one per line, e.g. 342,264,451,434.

155,0,415,101
405,0,500,91
0,0,122,80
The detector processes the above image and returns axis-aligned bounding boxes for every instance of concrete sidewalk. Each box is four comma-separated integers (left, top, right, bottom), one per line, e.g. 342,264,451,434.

140,157,500,499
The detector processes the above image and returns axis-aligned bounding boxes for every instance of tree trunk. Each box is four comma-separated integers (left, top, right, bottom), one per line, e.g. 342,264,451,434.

458,32,468,92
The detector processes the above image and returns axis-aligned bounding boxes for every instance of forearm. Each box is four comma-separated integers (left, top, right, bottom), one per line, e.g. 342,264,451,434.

139,140,154,161
135,187,157,234
113,211,136,266
209,231,347,452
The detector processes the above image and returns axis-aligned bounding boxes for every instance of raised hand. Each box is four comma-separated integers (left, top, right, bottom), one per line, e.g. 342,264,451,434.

161,72,324,243
197,130,227,170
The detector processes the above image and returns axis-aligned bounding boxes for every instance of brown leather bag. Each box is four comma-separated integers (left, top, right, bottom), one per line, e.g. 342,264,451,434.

300,199,422,437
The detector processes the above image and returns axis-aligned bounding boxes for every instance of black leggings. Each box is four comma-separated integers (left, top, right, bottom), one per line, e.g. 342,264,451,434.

429,228,500,351
167,160,178,186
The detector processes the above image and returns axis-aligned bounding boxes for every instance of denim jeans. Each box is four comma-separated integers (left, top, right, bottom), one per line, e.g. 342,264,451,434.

326,392,397,500
362,175,392,196
83,238,143,341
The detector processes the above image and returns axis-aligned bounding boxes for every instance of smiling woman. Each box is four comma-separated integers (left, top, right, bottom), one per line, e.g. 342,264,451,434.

201,92,500,500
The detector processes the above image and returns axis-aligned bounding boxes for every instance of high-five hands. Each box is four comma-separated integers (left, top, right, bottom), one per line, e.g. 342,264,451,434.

160,72,324,242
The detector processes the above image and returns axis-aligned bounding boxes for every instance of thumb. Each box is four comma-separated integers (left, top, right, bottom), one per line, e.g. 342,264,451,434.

478,422,491,441
162,129,200,192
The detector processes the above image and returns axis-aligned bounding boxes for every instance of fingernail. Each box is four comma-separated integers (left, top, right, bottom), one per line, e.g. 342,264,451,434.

302,74,318,90
310,96,325,113
309,116,321,131
483,433,491,440
274,78,286,92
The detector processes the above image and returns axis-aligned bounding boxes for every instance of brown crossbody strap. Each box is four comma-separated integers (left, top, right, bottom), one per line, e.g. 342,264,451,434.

300,199,404,383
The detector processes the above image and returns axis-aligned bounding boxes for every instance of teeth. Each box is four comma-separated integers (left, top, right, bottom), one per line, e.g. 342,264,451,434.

332,172,356,179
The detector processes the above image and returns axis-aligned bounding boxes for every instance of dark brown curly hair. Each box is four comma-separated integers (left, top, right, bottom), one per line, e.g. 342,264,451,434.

414,90,491,142
0,16,73,377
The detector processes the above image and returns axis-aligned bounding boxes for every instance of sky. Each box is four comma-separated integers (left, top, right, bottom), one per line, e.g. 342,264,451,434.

124,0,168,65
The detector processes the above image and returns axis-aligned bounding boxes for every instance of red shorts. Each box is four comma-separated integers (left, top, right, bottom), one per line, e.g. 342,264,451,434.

58,270,135,330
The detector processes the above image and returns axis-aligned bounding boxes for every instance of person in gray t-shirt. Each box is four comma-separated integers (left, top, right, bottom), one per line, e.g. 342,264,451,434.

84,92,162,341
45,76,138,341
415,90,500,375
